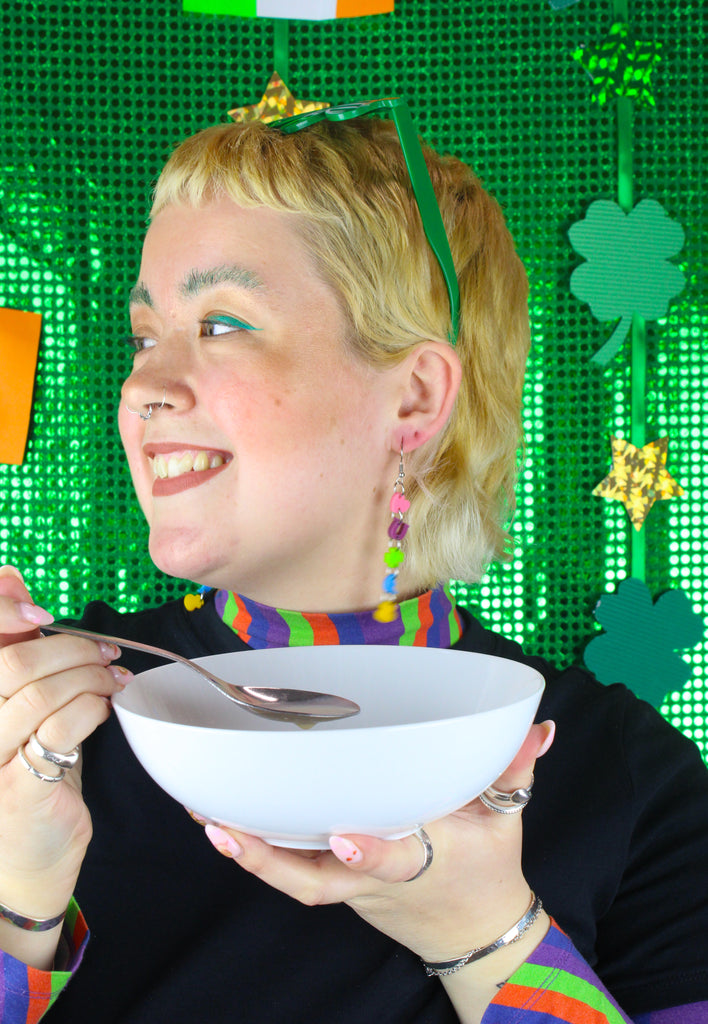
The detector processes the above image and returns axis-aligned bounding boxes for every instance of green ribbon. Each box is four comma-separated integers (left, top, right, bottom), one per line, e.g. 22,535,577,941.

274,19,289,83
613,0,645,581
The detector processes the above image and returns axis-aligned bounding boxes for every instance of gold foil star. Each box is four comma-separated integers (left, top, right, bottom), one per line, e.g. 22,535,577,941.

228,72,329,125
593,436,684,530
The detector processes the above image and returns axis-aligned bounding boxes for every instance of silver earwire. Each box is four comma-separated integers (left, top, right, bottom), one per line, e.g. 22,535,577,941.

124,387,166,421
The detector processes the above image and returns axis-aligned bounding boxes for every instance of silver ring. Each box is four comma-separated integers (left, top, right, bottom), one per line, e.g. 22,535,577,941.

124,387,166,421
17,745,66,784
479,774,534,815
28,731,79,770
405,827,434,881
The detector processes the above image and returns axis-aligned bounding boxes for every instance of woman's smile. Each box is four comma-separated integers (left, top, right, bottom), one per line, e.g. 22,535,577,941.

143,443,233,495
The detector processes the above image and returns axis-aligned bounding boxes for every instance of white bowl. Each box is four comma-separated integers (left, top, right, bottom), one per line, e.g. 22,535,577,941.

113,645,544,848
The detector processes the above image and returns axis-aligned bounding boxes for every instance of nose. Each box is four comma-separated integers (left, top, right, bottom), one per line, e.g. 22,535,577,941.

121,355,196,420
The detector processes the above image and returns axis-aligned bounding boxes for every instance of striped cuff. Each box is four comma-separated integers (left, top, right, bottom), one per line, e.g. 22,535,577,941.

484,920,633,1023
0,899,89,1023
635,1005,708,1024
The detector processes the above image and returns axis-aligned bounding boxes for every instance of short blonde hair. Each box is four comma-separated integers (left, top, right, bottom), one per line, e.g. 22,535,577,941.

152,118,530,590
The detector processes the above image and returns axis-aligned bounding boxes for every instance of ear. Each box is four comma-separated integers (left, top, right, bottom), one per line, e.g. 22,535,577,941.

389,341,462,452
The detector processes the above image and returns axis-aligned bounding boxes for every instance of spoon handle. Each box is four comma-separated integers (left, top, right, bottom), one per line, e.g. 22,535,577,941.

45,623,264,710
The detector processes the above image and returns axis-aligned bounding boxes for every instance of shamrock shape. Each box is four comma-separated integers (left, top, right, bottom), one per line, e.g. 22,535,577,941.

572,22,662,107
584,578,705,706
568,199,685,365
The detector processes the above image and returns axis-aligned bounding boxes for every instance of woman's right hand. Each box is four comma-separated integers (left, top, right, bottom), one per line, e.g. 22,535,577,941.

0,565,130,925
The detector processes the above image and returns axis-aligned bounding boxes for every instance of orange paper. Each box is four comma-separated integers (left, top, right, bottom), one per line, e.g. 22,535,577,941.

336,0,393,14
0,307,42,464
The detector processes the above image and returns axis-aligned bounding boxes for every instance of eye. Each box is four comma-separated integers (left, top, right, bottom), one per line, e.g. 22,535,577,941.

200,314,261,336
125,335,157,354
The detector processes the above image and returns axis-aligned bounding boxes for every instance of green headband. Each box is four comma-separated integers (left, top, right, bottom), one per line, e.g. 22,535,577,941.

272,98,460,347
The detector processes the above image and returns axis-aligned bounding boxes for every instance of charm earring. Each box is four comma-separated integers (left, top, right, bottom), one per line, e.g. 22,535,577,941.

373,446,410,623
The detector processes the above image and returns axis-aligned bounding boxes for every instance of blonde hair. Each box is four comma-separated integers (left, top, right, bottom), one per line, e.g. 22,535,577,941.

152,118,530,590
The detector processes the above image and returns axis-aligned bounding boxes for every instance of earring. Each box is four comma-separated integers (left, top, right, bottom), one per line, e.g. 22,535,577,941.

124,388,166,421
373,446,410,623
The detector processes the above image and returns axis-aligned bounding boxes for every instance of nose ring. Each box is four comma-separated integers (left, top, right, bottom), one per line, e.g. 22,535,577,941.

124,388,166,421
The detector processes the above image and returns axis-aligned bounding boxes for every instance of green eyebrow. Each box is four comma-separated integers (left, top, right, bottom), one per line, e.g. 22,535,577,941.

129,265,263,309
180,264,263,296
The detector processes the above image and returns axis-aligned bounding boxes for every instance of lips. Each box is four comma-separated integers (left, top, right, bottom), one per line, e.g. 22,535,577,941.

143,444,233,497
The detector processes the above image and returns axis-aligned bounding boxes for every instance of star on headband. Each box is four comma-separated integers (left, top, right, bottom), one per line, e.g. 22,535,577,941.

228,72,329,124
592,436,683,529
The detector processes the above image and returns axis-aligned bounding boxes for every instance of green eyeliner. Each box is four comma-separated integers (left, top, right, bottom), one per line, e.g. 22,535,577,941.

202,314,262,331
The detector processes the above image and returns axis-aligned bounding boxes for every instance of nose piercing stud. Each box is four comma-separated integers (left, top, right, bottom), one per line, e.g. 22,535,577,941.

124,388,166,420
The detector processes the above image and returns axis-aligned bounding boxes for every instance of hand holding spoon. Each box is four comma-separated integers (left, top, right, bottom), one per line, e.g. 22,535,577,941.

46,624,360,725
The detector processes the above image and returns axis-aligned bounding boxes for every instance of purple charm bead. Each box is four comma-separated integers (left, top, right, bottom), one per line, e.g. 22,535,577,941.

388,519,409,540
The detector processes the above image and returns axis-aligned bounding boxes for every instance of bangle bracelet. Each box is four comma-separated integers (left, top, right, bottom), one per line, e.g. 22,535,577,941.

421,892,543,977
0,899,67,932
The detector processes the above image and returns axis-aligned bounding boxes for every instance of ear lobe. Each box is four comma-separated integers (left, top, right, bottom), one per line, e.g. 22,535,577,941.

393,342,462,451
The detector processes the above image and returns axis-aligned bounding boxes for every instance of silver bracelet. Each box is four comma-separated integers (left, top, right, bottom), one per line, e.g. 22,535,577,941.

0,899,67,932
421,893,543,977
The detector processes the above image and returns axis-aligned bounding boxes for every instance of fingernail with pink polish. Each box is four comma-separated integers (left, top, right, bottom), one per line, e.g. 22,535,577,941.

108,665,134,687
18,602,54,625
0,565,25,582
538,720,556,757
186,808,209,825
99,642,121,662
329,835,363,865
205,824,243,859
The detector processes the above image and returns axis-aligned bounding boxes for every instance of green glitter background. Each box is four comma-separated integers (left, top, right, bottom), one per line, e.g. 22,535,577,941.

0,1,705,756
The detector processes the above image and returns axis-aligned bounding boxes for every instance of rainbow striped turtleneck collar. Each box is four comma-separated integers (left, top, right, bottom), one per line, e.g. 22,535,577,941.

214,584,462,650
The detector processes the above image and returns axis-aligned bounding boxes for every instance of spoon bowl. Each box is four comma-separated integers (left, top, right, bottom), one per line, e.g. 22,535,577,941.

45,624,360,725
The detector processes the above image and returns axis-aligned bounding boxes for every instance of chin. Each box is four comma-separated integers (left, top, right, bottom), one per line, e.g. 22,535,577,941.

148,528,226,587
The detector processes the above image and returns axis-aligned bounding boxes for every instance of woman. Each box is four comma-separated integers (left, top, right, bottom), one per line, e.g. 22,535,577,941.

1,108,707,1023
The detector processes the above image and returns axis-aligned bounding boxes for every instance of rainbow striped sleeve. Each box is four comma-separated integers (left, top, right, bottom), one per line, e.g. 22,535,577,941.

0,899,88,1023
484,921,633,1023
634,1007,708,1023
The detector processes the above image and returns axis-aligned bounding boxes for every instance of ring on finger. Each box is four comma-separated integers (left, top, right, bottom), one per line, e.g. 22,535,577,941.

479,774,534,815
404,827,434,882
28,731,80,770
17,744,66,784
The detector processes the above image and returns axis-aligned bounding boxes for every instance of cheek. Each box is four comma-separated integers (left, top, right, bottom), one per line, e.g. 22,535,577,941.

118,408,148,489
212,378,304,445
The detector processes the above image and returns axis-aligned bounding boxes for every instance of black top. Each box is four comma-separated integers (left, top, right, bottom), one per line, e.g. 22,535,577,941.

45,594,708,1023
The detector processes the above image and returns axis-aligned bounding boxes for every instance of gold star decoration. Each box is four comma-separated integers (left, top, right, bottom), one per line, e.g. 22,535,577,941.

593,436,684,530
228,71,329,125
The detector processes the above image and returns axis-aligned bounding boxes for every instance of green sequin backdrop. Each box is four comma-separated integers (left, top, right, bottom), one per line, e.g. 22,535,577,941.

0,1,706,755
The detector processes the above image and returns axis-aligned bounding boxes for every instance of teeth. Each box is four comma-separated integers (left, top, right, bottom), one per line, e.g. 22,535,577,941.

150,451,226,480
168,454,194,478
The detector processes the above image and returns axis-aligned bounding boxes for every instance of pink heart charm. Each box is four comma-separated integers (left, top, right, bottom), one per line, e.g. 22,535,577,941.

390,492,410,514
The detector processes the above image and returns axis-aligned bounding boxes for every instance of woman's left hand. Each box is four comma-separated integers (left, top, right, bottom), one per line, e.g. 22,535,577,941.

198,719,554,963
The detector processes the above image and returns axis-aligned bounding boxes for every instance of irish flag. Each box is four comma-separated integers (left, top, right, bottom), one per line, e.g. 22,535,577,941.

183,0,393,16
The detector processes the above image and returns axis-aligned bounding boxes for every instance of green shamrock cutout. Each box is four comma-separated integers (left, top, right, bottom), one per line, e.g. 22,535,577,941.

584,578,705,706
569,199,685,365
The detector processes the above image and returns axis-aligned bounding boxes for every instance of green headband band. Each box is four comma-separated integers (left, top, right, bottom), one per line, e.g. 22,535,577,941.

272,98,460,347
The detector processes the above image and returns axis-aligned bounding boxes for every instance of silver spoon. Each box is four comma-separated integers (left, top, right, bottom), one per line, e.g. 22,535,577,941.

46,624,361,725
